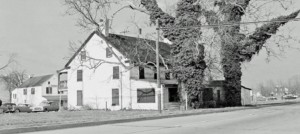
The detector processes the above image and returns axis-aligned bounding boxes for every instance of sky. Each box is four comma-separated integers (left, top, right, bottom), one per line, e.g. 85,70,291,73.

0,0,300,89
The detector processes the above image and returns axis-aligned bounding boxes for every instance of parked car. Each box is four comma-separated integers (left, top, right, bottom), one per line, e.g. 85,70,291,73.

31,101,59,112
267,97,278,101
14,104,32,113
256,96,267,101
282,94,298,100
0,103,16,113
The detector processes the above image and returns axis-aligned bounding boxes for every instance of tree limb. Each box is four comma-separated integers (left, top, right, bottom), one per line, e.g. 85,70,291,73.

239,10,300,62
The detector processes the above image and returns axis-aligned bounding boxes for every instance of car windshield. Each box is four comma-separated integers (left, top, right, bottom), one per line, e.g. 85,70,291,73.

3,103,16,106
39,102,50,106
18,104,30,107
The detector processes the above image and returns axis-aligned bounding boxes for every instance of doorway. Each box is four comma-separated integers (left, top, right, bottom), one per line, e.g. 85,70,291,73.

168,88,180,102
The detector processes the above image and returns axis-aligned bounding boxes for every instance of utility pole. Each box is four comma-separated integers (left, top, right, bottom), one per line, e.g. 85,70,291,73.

156,19,162,113
57,71,62,111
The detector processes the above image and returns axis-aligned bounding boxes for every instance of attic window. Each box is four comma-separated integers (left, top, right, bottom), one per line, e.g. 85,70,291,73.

46,87,53,94
106,47,113,58
80,51,87,61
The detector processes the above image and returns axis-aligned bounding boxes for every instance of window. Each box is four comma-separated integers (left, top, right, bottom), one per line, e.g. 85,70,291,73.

165,72,170,80
203,88,214,102
31,88,35,95
80,51,86,61
77,70,83,82
106,47,113,58
137,88,155,103
77,90,83,106
154,73,157,79
13,94,17,99
112,89,119,106
23,89,27,95
48,81,50,85
217,90,221,102
46,87,52,94
113,66,119,79
139,67,145,79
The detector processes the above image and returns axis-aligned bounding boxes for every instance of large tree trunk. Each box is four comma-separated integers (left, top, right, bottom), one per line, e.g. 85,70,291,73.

141,0,207,106
222,59,242,106
9,90,12,103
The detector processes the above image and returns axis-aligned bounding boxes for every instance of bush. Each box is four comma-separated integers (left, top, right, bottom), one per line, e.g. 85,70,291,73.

203,101,217,108
82,104,93,110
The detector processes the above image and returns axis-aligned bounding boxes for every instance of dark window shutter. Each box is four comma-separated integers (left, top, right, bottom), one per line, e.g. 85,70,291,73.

113,66,119,79
77,90,83,106
112,89,119,106
139,67,145,79
77,70,83,81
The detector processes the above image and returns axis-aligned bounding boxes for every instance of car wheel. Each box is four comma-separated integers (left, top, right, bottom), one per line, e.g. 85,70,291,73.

15,109,20,113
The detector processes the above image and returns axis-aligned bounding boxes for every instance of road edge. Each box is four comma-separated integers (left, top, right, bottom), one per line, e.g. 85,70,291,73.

1,101,299,134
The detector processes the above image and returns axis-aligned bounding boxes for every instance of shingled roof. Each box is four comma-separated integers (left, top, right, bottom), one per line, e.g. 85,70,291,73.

18,75,53,88
65,31,171,68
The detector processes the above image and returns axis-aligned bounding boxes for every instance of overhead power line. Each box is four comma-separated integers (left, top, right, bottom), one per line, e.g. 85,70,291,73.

159,18,300,30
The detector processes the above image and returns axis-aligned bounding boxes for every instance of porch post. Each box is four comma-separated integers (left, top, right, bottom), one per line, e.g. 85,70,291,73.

161,84,164,111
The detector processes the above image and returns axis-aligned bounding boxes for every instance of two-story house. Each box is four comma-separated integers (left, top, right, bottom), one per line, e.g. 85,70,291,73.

11,74,67,107
59,29,181,110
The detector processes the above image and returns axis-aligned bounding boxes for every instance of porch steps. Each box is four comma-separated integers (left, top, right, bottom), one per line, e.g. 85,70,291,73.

165,103,181,110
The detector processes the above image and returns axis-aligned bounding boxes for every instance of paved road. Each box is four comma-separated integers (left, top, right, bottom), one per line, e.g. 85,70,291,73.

25,104,300,134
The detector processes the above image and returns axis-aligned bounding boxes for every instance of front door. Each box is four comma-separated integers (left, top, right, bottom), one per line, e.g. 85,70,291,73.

168,88,180,102
77,90,83,106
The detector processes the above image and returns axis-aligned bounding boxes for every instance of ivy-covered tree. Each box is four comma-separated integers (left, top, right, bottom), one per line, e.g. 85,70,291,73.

141,0,207,101
139,0,299,106
202,0,299,106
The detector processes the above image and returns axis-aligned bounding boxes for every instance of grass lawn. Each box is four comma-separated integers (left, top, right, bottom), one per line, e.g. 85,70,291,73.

0,107,248,130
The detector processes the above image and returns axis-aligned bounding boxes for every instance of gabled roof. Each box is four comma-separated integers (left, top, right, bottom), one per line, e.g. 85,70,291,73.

65,31,171,68
18,75,53,88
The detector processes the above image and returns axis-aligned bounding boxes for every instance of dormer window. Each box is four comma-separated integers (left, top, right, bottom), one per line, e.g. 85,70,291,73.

106,47,113,58
80,51,87,61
